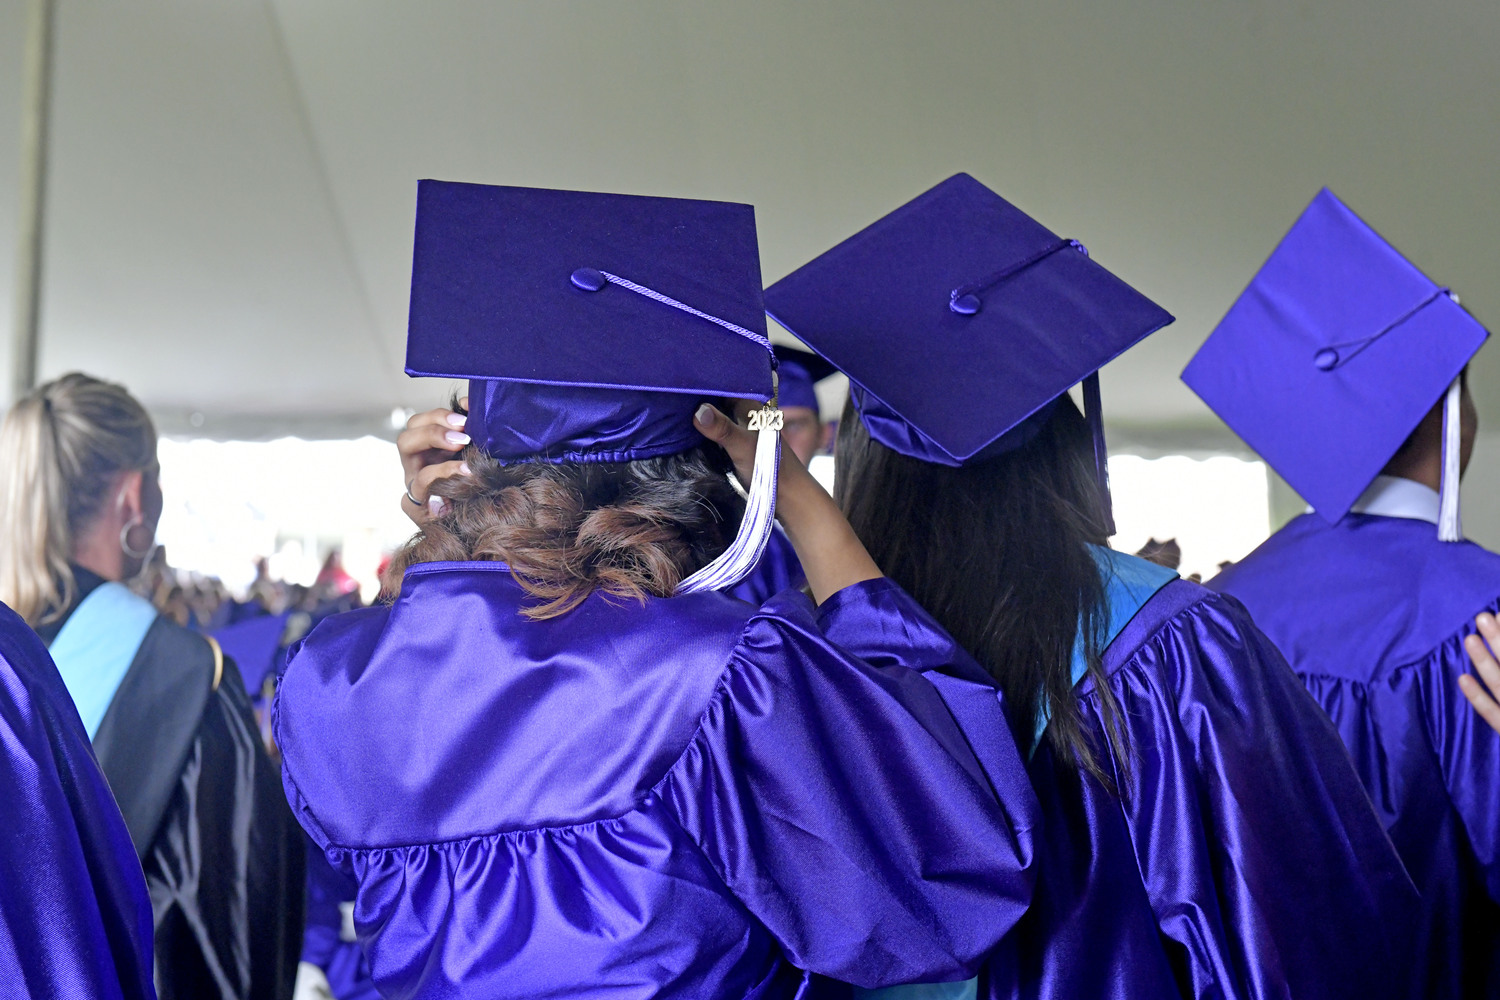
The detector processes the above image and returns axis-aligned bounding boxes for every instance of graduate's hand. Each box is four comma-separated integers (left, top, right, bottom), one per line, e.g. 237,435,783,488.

397,398,473,524
694,401,771,487
1461,613,1500,737
694,403,881,604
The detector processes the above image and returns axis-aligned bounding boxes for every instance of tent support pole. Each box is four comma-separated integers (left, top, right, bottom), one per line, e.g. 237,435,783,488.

11,0,56,404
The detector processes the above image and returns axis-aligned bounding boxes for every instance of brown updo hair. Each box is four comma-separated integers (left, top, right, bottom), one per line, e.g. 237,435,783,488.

383,427,745,619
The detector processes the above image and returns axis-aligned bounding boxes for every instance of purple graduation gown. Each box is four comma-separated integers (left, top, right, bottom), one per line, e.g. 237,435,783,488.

300,834,379,1000
727,526,806,605
1213,511,1500,998
0,601,155,1000
275,563,1039,999
832,555,1419,1000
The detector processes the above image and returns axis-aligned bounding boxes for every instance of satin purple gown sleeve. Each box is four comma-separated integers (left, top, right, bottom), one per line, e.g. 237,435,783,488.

815,578,1038,830
1380,595,1500,995
1089,583,1417,998
661,582,1037,988
1302,594,1500,918
299,834,378,1000
1438,601,1500,896
0,603,155,1000
1422,604,1500,991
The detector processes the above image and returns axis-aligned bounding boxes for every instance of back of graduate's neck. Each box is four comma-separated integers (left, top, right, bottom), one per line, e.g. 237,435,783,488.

1381,453,1442,494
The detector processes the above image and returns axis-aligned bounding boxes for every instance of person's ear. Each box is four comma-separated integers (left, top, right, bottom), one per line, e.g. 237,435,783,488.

114,469,145,522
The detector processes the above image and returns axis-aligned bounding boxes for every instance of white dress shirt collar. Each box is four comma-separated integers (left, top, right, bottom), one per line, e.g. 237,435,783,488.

1346,474,1441,525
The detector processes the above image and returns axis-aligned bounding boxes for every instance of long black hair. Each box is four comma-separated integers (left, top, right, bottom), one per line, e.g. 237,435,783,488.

834,393,1128,785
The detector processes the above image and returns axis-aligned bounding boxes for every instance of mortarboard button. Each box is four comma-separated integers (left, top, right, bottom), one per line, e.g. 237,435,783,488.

570,267,608,292
1314,348,1339,370
947,238,1088,317
949,293,982,315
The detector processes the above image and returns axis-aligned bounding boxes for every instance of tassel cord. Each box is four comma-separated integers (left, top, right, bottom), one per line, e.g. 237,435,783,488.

1438,375,1463,542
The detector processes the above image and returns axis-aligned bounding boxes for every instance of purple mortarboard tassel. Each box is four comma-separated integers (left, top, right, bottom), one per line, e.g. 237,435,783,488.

559,265,780,593
1439,375,1463,542
948,238,1090,316
1082,373,1115,536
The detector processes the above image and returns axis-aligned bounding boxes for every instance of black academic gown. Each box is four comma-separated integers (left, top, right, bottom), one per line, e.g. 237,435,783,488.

40,568,305,1000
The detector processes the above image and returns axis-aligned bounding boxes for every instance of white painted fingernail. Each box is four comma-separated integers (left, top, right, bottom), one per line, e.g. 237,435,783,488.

428,496,445,516
446,412,467,428
695,404,715,426
445,431,470,446
459,462,471,475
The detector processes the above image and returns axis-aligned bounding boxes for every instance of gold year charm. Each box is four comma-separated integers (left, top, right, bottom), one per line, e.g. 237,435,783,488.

747,407,784,432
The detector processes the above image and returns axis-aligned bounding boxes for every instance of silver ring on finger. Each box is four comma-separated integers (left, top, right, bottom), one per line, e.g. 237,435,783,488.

404,480,423,507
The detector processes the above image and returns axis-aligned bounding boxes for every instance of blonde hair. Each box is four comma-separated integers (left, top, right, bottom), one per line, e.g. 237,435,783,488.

0,373,158,625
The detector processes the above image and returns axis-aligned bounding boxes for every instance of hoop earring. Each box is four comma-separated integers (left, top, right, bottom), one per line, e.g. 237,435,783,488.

120,516,153,560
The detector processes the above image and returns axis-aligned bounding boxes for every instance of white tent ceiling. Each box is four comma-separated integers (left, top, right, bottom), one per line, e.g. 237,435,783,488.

2,1,1498,445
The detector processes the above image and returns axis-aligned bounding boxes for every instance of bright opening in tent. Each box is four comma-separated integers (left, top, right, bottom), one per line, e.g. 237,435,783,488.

155,440,1272,596
1107,454,1272,580
156,437,414,600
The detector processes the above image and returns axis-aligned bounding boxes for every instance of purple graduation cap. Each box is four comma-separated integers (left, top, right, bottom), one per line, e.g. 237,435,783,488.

772,344,839,413
1182,188,1487,540
406,179,782,593
763,173,1174,529
213,612,290,697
